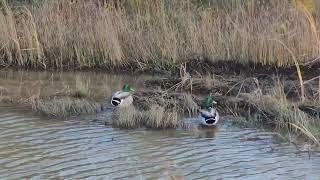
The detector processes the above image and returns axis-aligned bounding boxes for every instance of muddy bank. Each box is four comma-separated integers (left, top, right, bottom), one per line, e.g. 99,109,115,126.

1,58,319,76
183,59,320,78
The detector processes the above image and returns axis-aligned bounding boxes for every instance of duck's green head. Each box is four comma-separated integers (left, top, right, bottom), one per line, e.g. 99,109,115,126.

122,83,131,92
201,95,216,109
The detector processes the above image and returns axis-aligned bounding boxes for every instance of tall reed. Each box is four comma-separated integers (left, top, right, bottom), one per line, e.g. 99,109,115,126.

0,0,319,69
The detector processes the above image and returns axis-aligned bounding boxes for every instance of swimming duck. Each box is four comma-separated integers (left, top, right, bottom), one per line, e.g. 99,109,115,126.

198,95,220,126
111,84,133,107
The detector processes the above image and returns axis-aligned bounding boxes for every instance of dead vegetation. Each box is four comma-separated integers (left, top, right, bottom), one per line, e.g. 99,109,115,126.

111,92,197,129
239,84,320,144
142,66,320,143
111,69,319,142
30,95,100,118
0,0,320,70
112,104,181,129
0,85,101,118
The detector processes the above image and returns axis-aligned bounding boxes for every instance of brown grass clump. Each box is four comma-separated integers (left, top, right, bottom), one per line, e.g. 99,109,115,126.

111,92,198,129
112,105,181,129
134,91,199,115
30,96,100,118
143,104,180,129
240,82,320,144
0,86,13,103
0,0,320,70
111,106,142,128
144,66,224,95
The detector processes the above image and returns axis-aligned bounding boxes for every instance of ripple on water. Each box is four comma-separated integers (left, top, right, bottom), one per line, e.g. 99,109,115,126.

1,106,320,179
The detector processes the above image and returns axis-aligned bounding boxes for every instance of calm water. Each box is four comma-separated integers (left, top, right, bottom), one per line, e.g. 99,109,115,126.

0,70,320,179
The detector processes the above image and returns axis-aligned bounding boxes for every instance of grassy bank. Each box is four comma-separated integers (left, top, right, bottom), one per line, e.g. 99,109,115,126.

0,0,320,70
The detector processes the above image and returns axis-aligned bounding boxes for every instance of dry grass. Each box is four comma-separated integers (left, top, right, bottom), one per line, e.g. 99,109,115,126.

241,81,320,144
143,72,320,142
111,105,181,129
111,106,142,128
143,104,180,129
30,96,100,118
0,0,320,70
112,92,198,129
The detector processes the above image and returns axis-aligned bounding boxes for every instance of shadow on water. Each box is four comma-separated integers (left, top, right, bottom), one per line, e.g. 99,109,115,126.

0,70,320,179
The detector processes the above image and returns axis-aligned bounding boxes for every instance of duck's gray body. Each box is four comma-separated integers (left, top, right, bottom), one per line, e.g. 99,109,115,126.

198,107,219,126
111,91,133,107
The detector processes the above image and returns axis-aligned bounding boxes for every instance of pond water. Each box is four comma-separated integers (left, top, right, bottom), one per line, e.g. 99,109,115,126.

0,70,320,179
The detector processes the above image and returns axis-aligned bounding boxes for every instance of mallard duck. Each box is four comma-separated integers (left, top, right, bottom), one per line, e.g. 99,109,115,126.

111,84,133,107
198,95,219,126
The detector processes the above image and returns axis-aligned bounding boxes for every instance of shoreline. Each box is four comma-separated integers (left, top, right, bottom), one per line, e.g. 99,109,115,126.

0,61,319,144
